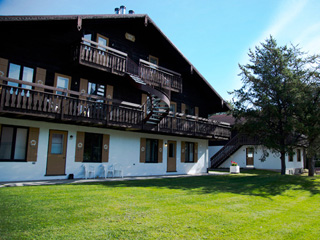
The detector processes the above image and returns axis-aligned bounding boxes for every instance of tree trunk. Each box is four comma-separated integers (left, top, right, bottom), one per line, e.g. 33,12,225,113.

280,151,286,175
308,156,315,176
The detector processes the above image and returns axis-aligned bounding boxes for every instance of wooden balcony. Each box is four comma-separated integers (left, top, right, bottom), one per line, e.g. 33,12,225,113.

0,77,230,139
77,39,183,92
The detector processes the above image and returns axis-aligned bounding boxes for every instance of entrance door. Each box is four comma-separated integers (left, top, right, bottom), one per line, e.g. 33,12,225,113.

46,130,68,175
246,147,254,166
167,141,177,172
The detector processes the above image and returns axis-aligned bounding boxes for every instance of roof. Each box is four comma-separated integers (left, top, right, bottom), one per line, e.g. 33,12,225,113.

0,14,230,111
209,114,236,125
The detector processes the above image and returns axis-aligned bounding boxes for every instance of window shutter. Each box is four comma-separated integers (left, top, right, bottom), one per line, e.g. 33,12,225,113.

158,139,163,163
102,134,110,162
140,138,146,163
181,103,186,114
26,127,40,162
75,131,85,162
181,141,185,162
79,78,88,100
35,68,47,91
194,142,198,163
106,85,113,100
0,58,8,84
195,107,199,117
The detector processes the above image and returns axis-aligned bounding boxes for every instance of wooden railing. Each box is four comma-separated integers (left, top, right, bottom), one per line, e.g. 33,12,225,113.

0,77,230,139
139,60,182,93
76,40,183,92
79,38,127,74
159,114,231,139
0,77,143,128
210,134,259,168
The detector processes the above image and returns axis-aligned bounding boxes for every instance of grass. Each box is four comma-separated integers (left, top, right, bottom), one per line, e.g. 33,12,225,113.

1,170,320,239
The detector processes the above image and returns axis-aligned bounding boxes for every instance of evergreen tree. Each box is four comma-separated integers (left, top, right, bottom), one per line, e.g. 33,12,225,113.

233,36,320,175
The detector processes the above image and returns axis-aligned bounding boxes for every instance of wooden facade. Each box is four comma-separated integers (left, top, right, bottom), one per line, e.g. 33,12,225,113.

0,14,231,140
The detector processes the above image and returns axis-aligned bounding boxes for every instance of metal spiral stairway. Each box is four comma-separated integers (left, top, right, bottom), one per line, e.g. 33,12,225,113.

126,73,170,125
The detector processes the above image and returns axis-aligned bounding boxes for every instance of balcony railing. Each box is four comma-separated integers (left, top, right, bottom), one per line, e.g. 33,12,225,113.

77,39,183,92
79,38,127,75
0,77,230,139
139,60,182,92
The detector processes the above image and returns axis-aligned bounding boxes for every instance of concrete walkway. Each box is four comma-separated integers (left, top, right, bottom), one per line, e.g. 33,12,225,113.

0,171,229,188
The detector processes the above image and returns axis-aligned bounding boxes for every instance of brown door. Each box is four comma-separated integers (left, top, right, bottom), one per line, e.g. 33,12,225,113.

246,147,254,166
167,141,177,172
46,130,68,175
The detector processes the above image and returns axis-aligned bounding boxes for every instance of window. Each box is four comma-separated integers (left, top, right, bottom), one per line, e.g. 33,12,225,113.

88,81,105,102
97,34,109,52
185,105,195,116
149,55,159,65
0,125,28,161
297,149,301,162
83,133,103,162
289,152,294,162
146,139,158,163
169,102,176,114
185,142,195,162
168,142,175,158
54,74,71,96
8,63,34,89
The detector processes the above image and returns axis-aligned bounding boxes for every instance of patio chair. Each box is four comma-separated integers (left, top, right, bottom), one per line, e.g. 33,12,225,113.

113,163,123,178
83,164,95,179
107,164,114,178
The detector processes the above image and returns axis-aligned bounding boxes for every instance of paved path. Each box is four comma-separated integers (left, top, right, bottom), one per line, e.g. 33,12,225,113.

0,171,229,188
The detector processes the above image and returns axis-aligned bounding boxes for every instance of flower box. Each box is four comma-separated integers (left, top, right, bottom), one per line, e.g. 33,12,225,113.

230,165,240,174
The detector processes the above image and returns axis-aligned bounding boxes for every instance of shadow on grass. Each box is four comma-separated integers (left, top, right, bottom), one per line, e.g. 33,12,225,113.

78,170,320,199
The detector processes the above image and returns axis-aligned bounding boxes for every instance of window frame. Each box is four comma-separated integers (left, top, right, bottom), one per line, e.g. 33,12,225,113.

0,125,29,162
54,73,72,96
297,149,301,162
288,152,294,162
146,138,159,163
7,63,35,89
185,142,195,163
83,132,103,163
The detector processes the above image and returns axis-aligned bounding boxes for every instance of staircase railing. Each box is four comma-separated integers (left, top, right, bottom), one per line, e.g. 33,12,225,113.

210,134,259,168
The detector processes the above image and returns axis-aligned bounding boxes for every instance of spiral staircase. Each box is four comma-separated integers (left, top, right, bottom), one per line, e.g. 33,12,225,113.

127,73,170,125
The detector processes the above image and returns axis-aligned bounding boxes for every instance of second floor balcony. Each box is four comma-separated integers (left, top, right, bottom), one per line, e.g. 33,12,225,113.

0,76,230,140
77,38,183,93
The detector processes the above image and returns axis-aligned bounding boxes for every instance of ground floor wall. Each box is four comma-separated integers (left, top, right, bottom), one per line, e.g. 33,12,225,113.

214,145,304,174
0,117,209,182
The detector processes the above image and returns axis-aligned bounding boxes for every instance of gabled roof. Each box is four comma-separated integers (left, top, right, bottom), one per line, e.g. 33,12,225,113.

0,14,230,111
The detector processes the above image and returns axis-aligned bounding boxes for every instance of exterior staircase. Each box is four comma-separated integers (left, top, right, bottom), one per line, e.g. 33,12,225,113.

210,134,259,168
126,73,170,126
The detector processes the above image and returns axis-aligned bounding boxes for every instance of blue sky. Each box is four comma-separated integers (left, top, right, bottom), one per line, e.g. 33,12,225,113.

1,0,320,101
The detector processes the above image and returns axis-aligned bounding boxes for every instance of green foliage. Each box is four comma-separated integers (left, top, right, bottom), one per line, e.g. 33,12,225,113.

233,36,320,174
1,172,320,239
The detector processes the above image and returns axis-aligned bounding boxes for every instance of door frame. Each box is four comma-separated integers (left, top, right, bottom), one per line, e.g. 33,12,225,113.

167,140,177,172
46,130,68,176
246,147,254,166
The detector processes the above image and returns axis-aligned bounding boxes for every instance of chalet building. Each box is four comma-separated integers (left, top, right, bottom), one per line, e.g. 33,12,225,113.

0,11,231,182
209,114,305,174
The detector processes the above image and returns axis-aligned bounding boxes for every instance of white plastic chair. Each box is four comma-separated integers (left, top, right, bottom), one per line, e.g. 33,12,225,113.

107,164,114,178
83,164,95,179
113,163,123,178
101,164,108,179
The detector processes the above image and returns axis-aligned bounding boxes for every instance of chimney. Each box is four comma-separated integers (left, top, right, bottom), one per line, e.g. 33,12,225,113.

119,5,126,14
114,8,119,14
129,10,135,14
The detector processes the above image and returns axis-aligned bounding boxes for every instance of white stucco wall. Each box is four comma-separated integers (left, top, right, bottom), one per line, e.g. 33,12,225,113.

0,117,209,182
209,146,223,159
218,145,304,172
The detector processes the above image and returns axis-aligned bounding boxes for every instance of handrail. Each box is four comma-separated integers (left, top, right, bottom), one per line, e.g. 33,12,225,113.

210,134,259,168
139,59,181,77
0,76,141,109
81,38,128,57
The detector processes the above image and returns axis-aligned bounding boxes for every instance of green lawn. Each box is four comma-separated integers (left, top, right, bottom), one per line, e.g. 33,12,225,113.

1,170,320,240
